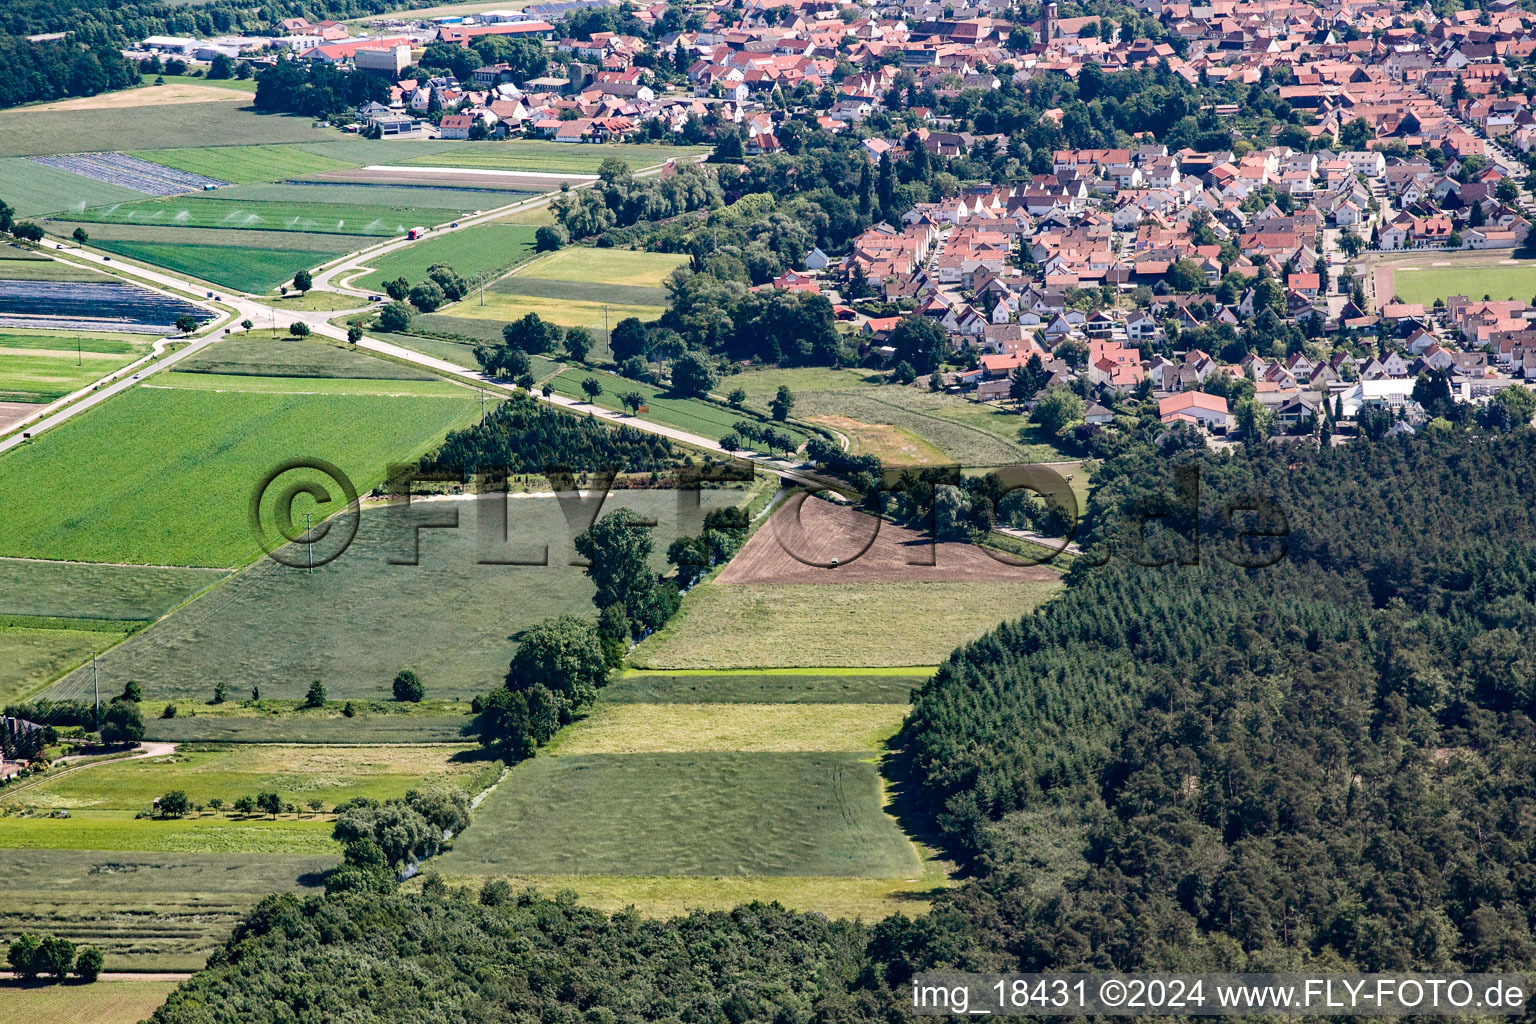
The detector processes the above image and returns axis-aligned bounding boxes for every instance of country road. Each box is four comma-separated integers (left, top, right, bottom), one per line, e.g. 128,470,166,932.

1,742,176,800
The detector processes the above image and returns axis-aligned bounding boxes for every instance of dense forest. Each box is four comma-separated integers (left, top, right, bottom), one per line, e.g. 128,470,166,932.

0,35,139,109
419,391,680,477
898,432,1536,975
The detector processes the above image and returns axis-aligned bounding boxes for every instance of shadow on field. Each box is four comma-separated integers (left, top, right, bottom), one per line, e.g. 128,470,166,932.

880,741,964,894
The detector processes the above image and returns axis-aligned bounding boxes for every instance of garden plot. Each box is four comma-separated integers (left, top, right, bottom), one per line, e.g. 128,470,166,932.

32,153,227,196
0,280,211,334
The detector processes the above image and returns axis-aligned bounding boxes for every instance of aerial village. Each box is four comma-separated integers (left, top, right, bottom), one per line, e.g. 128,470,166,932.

126,0,1536,445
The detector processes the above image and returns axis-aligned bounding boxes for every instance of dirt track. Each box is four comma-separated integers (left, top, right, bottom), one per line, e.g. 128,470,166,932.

716,495,1059,585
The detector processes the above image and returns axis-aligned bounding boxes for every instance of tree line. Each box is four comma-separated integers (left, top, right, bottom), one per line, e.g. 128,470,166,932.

0,35,138,110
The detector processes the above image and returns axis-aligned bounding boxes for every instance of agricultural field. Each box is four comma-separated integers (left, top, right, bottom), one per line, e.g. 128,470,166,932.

0,626,126,705
632,579,1060,669
546,702,909,755
437,751,918,877
516,247,689,288
82,239,334,294
403,142,710,175
12,744,492,815
64,196,467,237
0,105,322,159
143,711,472,745
351,222,540,293
130,144,357,184
0,849,332,970
0,278,213,334
150,373,472,397
172,332,436,380
446,292,665,333
0,814,335,854
1390,260,1536,306
602,668,925,704
0,251,115,283
0,383,481,567
0,558,223,622
41,489,743,706
722,366,883,405
217,182,526,211
6,979,180,1024
0,157,145,217
0,330,153,403
809,415,949,465
546,367,811,448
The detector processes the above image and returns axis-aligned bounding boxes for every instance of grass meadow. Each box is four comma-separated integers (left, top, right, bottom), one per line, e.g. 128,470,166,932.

0,815,336,854
0,157,145,217
0,558,225,621
0,332,152,403
67,197,464,237
0,626,126,704
446,292,664,332
0,849,332,970
353,222,539,293
797,388,1049,465
404,142,709,174
172,333,436,380
437,751,919,877
547,367,810,447
0,384,481,566
632,579,1062,669
40,490,743,706
5,979,180,1024
0,106,322,159
519,247,689,288
602,668,926,704
131,144,358,184
546,702,910,755
84,240,331,293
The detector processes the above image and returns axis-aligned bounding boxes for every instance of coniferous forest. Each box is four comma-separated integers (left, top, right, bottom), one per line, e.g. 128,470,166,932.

150,431,1536,1021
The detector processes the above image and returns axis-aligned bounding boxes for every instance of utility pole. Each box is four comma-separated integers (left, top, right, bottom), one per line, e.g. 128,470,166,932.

604,304,609,353
304,512,314,574
76,335,81,366
92,654,99,717
480,388,486,421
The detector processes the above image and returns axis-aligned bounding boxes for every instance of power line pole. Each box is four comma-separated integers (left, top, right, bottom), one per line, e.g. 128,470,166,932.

304,512,314,574
92,654,99,718
604,304,609,353
77,335,81,366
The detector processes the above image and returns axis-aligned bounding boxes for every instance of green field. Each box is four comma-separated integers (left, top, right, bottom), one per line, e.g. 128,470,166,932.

721,366,883,405
143,711,472,744
12,743,490,814
0,334,151,403
437,751,919,877
6,979,180,1024
0,849,332,969
0,814,335,854
0,157,145,217
148,373,472,397
633,579,1061,669
0,253,114,283
173,334,435,380
85,240,331,293
404,142,709,174
131,143,357,184
445,291,665,332
602,668,925,704
0,558,223,621
547,702,909,754
517,247,689,288
218,182,527,210
0,106,323,159
353,222,539,293
0,384,480,566
67,197,464,236
1391,261,1536,305
40,490,743,706
0,626,126,704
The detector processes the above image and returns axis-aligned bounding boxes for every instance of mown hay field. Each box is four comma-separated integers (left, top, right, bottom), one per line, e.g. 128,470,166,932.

436,751,919,877
631,579,1062,669
5,979,180,1024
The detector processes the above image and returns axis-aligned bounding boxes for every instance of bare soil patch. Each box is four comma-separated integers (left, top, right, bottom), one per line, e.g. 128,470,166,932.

717,495,1058,585
30,84,244,112
0,401,36,432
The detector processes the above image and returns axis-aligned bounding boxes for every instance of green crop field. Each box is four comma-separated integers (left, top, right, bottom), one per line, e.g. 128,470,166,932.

0,337,151,403
132,143,358,184
437,751,919,877
547,703,909,754
0,558,223,621
6,979,180,1024
518,247,689,287
633,579,1062,669
0,254,114,283
722,366,883,405
13,744,491,815
40,490,744,706
444,291,665,331
218,182,528,210
0,157,145,217
67,197,465,236
0,626,126,704
0,384,481,567
547,367,809,447
602,668,926,704
148,373,472,397
1391,262,1536,305
0,106,323,159
0,849,332,970
404,142,710,174
353,222,539,293
84,240,331,293
173,334,436,380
